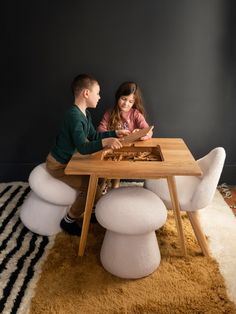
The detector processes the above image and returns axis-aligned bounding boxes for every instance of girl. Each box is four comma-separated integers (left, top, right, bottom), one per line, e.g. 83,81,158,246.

98,81,152,190
97,81,152,140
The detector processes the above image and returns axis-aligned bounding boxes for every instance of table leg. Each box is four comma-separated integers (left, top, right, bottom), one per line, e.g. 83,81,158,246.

78,174,98,256
187,211,210,257
111,179,120,188
167,176,187,256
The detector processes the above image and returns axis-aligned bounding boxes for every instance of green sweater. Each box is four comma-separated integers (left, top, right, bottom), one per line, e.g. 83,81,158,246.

51,105,116,163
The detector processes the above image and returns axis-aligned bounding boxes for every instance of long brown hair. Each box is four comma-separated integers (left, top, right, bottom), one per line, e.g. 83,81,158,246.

108,82,146,130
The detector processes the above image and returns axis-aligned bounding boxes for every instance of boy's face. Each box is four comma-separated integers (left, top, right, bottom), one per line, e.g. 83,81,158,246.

86,83,101,108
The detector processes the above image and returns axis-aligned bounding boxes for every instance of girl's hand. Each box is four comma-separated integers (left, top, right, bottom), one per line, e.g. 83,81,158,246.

115,129,130,138
132,128,150,140
140,129,153,141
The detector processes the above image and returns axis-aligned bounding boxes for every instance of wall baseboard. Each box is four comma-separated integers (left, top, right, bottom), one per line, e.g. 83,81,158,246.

0,163,235,184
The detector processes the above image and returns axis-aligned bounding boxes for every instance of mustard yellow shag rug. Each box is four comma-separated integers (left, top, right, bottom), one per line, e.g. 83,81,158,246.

29,212,236,314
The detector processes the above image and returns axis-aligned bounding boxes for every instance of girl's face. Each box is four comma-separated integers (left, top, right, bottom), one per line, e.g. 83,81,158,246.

118,94,135,112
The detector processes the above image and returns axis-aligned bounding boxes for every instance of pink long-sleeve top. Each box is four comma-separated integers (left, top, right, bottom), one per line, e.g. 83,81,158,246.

98,108,149,132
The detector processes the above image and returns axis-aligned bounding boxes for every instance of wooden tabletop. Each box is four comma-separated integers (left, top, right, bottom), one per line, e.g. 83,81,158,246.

65,138,202,178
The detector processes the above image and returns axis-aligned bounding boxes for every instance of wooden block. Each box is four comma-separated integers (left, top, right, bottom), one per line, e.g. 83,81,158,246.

122,126,154,143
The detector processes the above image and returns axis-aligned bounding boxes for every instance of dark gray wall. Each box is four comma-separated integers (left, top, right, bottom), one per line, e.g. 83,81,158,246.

1,0,235,183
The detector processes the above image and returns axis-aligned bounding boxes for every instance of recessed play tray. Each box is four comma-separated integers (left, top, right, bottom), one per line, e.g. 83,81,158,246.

101,146,163,162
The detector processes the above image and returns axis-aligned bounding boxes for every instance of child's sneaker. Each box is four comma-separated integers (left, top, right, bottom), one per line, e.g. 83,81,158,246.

60,215,82,236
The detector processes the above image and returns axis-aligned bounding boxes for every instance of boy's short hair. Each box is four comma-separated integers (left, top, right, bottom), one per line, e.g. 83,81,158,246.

71,74,98,97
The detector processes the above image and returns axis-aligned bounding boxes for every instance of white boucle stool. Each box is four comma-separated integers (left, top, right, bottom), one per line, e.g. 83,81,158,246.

95,186,167,279
20,163,77,236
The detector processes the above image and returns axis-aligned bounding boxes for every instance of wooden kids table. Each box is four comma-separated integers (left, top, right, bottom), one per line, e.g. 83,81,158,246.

65,138,202,257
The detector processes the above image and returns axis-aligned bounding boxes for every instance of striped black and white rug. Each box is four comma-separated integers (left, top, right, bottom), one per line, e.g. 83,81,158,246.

0,182,55,314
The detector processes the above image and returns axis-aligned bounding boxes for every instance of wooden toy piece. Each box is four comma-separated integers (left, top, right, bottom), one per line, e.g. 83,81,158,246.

122,126,154,143
102,145,162,162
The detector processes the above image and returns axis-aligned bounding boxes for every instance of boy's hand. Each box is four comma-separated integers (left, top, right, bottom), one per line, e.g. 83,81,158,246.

115,129,130,138
102,138,123,150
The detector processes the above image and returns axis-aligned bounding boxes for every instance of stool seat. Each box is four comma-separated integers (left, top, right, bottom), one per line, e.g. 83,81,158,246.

95,186,167,279
96,187,167,234
20,163,77,236
29,163,77,205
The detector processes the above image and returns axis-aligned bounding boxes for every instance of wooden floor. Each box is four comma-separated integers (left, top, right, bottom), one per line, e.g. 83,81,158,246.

218,184,236,216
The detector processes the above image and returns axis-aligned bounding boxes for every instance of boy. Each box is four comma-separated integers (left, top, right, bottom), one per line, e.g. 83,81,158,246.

46,74,129,235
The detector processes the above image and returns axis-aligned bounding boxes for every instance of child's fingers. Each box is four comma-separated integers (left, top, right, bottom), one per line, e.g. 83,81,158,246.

117,129,130,137
140,135,148,141
112,138,123,149
140,134,151,141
